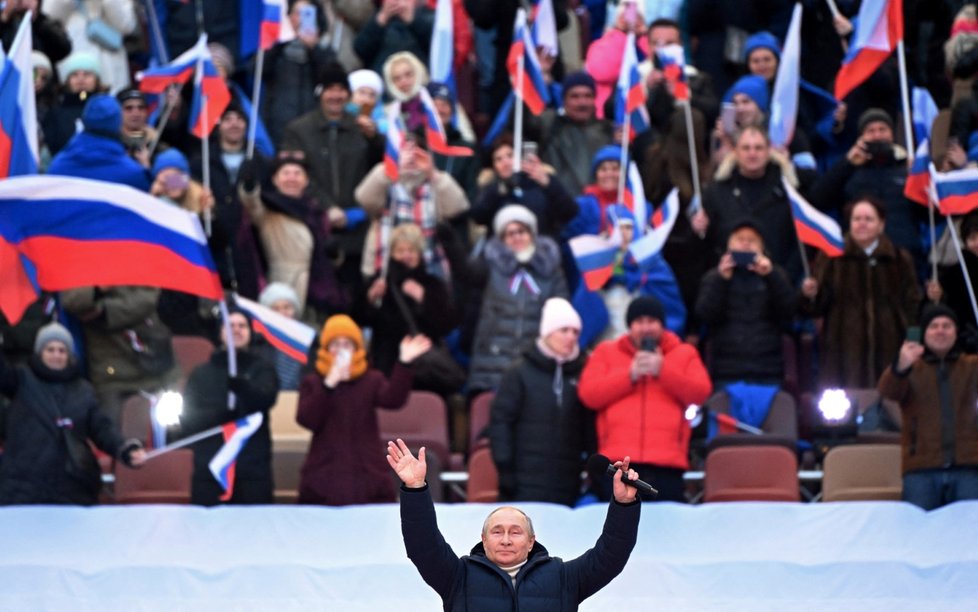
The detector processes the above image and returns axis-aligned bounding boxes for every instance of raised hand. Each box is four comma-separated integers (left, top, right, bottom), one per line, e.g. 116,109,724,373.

399,334,432,364
386,438,427,488
612,455,640,503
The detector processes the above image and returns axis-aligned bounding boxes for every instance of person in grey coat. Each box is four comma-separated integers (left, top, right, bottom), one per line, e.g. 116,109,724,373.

467,205,569,394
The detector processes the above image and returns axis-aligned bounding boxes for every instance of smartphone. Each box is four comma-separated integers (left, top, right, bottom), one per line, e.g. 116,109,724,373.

905,326,922,343
162,172,189,192
730,250,756,267
640,337,657,352
623,1,638,27
521,141,538,161
298,4,317,37
720,102,737,135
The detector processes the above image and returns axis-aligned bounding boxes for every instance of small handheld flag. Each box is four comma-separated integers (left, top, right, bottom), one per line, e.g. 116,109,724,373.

209,412,264,501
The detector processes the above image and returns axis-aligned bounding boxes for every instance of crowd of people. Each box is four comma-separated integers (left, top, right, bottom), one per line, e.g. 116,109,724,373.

2,0,978,512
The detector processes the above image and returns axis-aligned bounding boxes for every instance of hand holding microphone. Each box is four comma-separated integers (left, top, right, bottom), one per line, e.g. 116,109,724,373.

587,453,658,502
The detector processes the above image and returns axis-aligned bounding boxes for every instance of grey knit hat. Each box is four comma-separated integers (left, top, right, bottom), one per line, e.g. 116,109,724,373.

259,282,301,311
34,322,75,355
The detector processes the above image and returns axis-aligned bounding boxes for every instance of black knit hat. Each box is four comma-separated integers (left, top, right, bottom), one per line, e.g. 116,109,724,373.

317,63,350,92
857,108,894,135
920,303,958,331
626,296,665,326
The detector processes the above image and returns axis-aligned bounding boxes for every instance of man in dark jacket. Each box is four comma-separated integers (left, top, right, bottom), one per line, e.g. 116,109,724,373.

809,108,926,277
696,220,796,386
387,438,640,611
878,305,978,510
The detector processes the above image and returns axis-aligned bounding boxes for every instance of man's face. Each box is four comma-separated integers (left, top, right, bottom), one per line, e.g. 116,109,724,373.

320,84,350,119
121,99,148,132
735,129,770,178
628,315,662,347
563,85,596,123
482,508,535,567
727,227,764,254
861,121,894,144
924,316,957,357
647,25,680,55
219,111,247,148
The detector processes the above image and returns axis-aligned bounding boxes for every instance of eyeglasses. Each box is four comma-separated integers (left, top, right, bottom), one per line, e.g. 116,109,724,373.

503,227,529,238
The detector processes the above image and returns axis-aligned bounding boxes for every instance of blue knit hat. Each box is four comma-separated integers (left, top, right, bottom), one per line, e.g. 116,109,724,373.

743,31,781,62
591,145,622,177
151,149,190,177
968,131,978,163
726,75,771,114
81,95,122,136
563,71,596,94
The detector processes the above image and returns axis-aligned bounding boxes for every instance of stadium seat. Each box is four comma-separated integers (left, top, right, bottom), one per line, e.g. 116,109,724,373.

377,391,451,468
268,391,309,503
466,445,499,503
113,449,192,504
468,390,495,455
822,443,902,502
703,389,798,454
704,445,800,502
120,393,153,447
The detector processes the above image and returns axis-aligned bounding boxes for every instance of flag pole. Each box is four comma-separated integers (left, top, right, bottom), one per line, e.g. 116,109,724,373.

944,204,978,325
616,112,631,206
246,47,265,160
201,92,212,236
513,46,526,173
146,94,174,159
218,299,239,410
898,40,930,278
143,0,170,64
682,100,703,210
144,423,226,460
928,197,939,281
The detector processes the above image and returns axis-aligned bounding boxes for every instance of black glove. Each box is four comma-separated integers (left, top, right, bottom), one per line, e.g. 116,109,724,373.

239,159,259,191
119,439,144,468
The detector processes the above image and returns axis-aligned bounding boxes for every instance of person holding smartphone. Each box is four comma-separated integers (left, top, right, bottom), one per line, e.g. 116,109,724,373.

579,295,712,502
696,220,796,389
296,315,432,506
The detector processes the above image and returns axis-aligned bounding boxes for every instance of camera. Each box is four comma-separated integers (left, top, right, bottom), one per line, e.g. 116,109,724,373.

640,337,657,352
862,140,893,161
730,250,756,268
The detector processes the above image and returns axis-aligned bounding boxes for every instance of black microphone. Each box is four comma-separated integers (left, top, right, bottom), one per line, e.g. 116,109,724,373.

587,454,658,497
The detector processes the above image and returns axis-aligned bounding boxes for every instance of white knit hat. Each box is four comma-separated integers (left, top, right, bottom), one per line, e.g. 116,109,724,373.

493,204,538,237
348,69,384,95
539,298,582,338
259,282,300,311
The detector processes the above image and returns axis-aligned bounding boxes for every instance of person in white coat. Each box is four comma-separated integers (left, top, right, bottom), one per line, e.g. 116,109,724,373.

45,0,137,93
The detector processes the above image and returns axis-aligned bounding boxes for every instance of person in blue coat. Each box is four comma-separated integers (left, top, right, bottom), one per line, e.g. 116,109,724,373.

386,438,641,612
47,94,150,191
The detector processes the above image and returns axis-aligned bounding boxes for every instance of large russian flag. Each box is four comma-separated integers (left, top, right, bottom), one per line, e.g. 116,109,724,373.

209,412,264,501
234,295,315,364
0,175,223,324
615,32,650,142
834,0,903,101
931,165,978,216
188,35,232,139
531,0,559,58
657,44,689,102
783,178,844,257
769,4,800,149
569,234,620,291
507,8,550,115
137,38,202,94
629,188,680,269
0,13,38,178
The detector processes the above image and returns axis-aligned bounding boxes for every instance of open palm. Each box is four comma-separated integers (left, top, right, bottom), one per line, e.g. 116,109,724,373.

386,438,427,488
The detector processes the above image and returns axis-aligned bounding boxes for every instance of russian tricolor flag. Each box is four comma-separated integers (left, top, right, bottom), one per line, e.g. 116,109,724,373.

417,87,472,157
507,8,550,115
259,0,295,51
429,0,454,87
623,161,649,237
385,108,405,181
189,35,231,139
783,178,844,257
931,164,978,216
657,44,689,102
209,412,264,501
0,175,223,325
834,0,903,101
234,295,315,364
531,0,559,58
569,234,620,291
0,12,38,178
904,87,939,206
769,4,800,149
628,188,680,269
137,39,201,94
615,32,650,142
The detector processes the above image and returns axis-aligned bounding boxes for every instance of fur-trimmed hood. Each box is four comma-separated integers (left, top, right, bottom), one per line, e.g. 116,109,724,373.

713,148,800,187
484,234,562,277
382,51,429,102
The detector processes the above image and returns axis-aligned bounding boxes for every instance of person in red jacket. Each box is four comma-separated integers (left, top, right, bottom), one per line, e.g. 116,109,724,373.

579,295,712,502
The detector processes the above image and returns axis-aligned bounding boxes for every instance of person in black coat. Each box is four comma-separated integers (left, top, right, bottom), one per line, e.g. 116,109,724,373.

386,438,641,612
696,220,797,386
489,298,593,507
0,323,145,505
180,308,279,506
